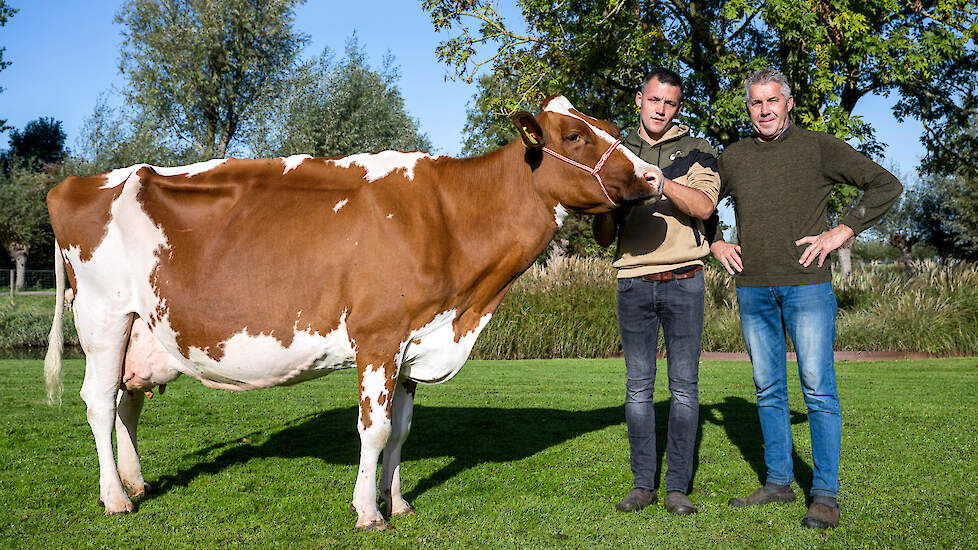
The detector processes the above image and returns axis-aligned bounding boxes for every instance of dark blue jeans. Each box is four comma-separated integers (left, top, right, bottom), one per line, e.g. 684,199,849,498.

617,271,703,493
736,282,841,498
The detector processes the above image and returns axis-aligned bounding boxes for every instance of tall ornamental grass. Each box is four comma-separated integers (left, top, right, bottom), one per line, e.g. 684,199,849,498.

2,258,976,357
473,257,978,358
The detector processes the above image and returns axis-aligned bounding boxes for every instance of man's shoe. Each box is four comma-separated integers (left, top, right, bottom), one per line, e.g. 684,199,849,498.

664,491,698,515
728,483,796,507
616,488,656,512
802,496,840,529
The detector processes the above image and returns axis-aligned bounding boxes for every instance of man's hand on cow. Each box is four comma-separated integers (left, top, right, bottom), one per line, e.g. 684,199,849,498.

710,240,742,275
795,224,855,268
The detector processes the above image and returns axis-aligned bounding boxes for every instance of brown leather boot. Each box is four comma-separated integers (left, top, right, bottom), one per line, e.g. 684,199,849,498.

664,491,698,515
728,483,796,507
802,496,840,529
616,488,656,512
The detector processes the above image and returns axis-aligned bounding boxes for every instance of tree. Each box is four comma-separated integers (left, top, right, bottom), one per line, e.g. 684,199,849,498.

424,1,972,260
873,189,924,271
460,72,521,156
872,169,978,264
0,169,53,290
115,0,308,158
0,1,16,131
247,37,431,158
425,1,977,153
68,94,203,176
5,117,67,171
917,172,978,261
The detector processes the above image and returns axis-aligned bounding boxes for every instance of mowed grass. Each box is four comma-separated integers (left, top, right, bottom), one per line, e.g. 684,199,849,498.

1,357,976,549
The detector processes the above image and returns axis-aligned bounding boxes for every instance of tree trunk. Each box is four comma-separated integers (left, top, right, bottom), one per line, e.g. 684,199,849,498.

546,238,569,264
5,243,28,291
890,234,916,276
837,235,855,278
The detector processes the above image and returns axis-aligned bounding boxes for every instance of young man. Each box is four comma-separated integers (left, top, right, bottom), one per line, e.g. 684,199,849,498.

593,68,719,515
708,68,902,529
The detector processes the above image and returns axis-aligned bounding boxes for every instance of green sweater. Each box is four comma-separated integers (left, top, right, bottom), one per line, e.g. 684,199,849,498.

710,124,903,287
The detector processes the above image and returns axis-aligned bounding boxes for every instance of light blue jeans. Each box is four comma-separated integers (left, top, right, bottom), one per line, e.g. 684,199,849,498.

736,282,841,498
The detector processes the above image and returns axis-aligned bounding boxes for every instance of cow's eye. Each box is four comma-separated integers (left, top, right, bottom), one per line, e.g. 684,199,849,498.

565,133,582,142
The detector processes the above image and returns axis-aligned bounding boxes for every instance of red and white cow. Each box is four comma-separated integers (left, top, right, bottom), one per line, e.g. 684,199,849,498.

44,96,663,530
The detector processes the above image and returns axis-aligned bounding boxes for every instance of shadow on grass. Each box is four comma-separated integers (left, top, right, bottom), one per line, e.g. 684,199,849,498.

147,405,624,504
698,396,814,500
146,396,818,508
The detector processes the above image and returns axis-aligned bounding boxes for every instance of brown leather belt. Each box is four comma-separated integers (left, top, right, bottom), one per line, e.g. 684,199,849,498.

642,265,702,282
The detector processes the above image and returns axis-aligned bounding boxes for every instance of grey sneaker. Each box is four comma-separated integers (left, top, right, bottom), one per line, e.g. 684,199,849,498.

728,484,796,507
664,491,698,515
616,488,656,512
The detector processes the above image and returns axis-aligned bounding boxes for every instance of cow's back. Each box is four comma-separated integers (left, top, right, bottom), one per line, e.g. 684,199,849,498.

134,160,369,360
48,174,125,265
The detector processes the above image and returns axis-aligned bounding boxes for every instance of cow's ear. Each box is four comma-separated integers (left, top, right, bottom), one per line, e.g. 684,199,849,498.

512,111,546,149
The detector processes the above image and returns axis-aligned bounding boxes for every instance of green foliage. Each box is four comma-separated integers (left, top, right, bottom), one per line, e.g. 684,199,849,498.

4,117,68,171
2,356,976,547
67,94,204,177
873,184,926,262
0,0,16,131
425,0,978,171
909,171,978,261
0,168,55,252
460,72,523,156
851,238,902,262
247,37,431,158
115,0,308,158
0,295,77,349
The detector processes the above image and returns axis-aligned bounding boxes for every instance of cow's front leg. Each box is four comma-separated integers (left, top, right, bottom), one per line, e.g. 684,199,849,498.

380,378,417,516
115,388,150,498
351,353,399,530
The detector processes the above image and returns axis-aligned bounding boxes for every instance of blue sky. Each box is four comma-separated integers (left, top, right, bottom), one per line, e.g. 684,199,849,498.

2,0,922,178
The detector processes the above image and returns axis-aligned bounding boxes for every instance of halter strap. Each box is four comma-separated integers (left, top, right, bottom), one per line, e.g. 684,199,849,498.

542,139,621,207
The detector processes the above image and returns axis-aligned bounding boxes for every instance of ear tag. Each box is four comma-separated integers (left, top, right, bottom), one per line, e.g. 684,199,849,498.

522,127,539,146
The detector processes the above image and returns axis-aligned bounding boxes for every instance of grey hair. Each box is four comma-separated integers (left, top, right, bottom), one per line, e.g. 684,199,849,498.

744,69,791,103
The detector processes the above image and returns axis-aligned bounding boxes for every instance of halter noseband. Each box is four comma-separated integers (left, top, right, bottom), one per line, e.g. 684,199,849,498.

542,139,622,207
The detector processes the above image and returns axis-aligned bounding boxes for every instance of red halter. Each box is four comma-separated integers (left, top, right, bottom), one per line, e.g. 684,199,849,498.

543,139,622,207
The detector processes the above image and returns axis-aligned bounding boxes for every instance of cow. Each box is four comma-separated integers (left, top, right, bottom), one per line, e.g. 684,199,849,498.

44,96,663,530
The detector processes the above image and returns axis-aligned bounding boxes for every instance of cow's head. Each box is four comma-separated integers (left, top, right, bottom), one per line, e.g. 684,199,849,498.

512,96,663,214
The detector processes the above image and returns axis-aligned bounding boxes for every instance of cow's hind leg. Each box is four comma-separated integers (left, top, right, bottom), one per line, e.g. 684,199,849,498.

77,310,135,514
116,389,150,498
380,379,417,517
351,350,400,530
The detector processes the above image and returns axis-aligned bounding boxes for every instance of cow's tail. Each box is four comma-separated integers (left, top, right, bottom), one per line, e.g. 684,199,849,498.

44,240,65,407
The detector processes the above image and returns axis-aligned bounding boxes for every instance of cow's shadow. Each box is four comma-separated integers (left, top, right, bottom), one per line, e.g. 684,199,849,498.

146,397,816,505
147,404,625,503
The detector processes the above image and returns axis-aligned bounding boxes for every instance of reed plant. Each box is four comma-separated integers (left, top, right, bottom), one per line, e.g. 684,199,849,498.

2,258,975,356
473,256,978,358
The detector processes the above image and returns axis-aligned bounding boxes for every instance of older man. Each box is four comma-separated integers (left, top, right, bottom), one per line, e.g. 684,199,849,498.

593,68,719,516
708,68,902,528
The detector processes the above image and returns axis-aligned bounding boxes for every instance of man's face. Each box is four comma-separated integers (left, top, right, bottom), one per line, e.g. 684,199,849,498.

747,81,794,141
635,78,682,141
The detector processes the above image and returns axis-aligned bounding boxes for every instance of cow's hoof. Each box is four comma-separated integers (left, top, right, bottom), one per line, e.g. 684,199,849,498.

125,482,152,499
99,497,135,515
348,503,357,515
357,519,392,531
392,504,416,517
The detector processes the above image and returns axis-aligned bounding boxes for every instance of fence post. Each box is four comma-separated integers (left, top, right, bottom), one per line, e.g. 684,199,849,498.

8,270,13,297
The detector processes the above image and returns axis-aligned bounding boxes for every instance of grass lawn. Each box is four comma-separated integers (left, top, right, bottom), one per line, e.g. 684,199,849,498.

1,357,976,549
